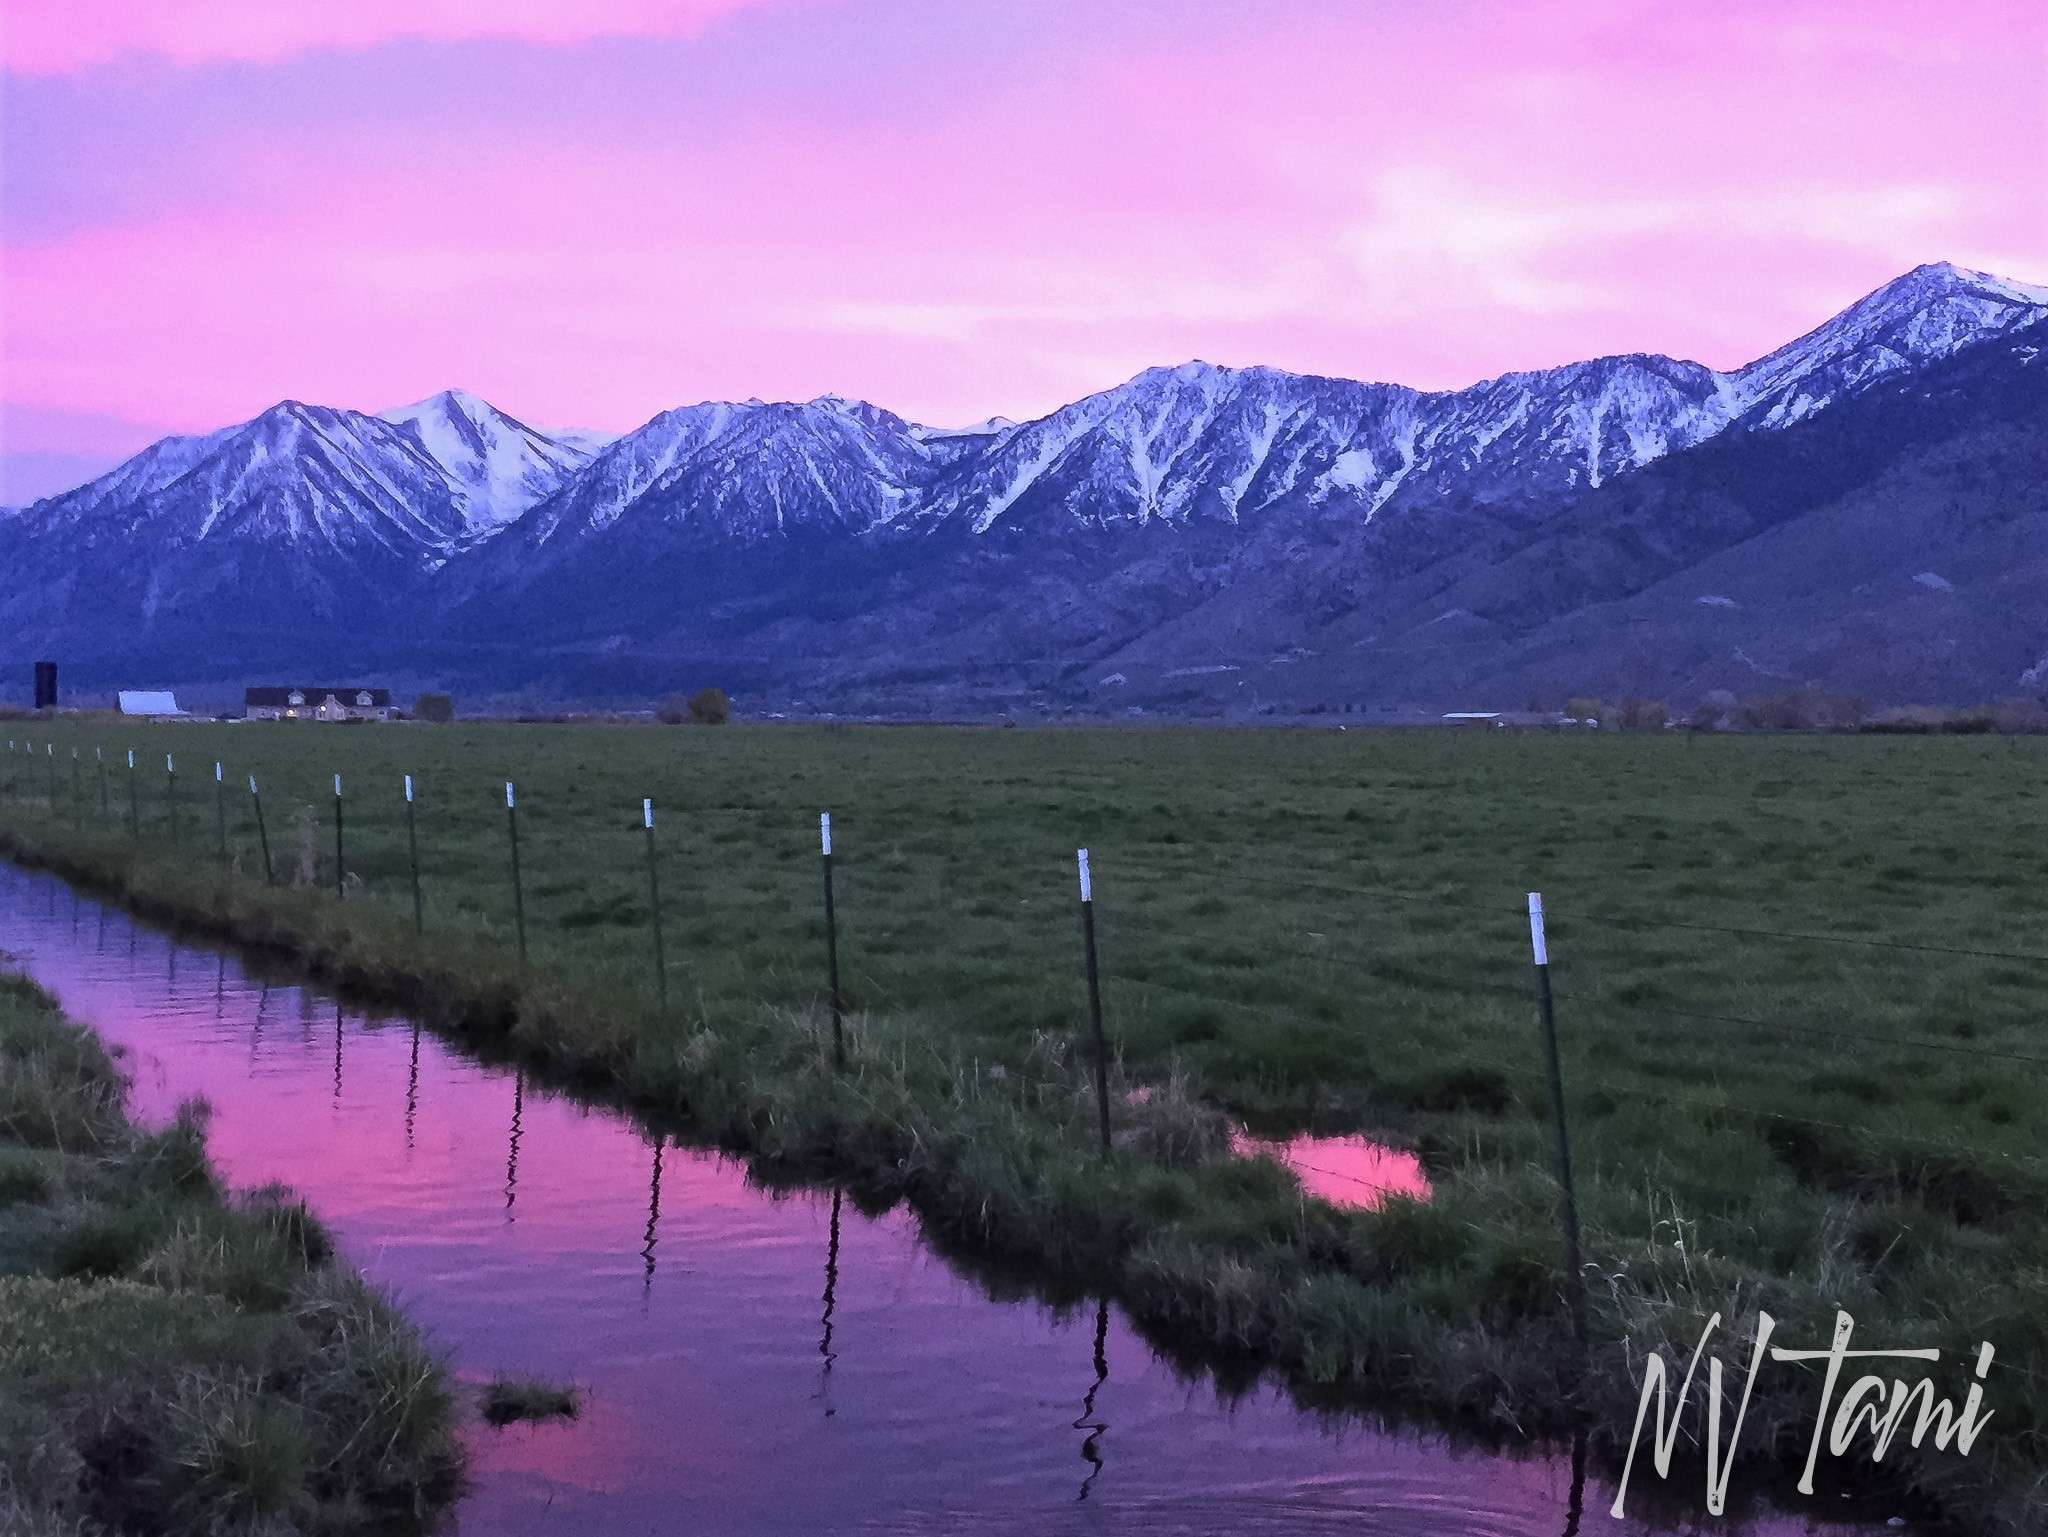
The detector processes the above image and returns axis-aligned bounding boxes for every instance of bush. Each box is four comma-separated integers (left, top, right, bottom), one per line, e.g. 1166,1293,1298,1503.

413,693,454,723
1617,697,1667,731
655,695,689,725
1563,697,1604,724
1736,692,1815,731
1688,689,1737,730
687,687,732,725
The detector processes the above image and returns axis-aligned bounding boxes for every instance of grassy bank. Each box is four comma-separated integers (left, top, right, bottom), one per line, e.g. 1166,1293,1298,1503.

3,722,2045,1529
0,971,463,1534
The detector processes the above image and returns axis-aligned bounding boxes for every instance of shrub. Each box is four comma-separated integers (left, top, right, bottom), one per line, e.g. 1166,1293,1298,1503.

687,687,732,725
1735,692,1815,731
414,692,454,723
1617,697,1667,731
1688,689,1737,730
655,695,689,725
1563,697,1603,723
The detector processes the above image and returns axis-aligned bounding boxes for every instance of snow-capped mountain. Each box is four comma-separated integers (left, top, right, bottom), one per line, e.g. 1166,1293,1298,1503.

464,263,2043,558
483,394,959,562
6,260,2043,700
1727,262,2048,428
0,401,476,660
16,400,471,562
379,388,599,531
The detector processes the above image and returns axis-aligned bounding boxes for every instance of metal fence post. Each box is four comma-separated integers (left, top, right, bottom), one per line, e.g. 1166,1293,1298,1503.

1528,892,1588,1350
127,751,139,839
249,776,273,886
821,812,844,1071
506,781,527,967
165,753,179,844
332,773,345,899
214,761,228,871
1078,848,1112,1159
405,775,423,931
644,798,668,1009
96,747,108,818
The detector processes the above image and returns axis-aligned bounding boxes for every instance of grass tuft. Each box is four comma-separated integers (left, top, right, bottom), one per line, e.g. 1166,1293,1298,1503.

480,1375,582,1427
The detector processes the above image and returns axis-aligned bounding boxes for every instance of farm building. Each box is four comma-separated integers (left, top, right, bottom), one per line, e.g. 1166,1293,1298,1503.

245,686,395,722
117,690,185,717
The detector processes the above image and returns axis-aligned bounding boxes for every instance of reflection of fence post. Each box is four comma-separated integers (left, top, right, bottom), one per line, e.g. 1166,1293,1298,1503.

644,799,668,1009
332,773,345,899
506,782,527,968
1077,848,1112,1160
1528,892,1588,1350
214,762,228,871
405,775,423,932
821,812,844,1071
249,776,273,886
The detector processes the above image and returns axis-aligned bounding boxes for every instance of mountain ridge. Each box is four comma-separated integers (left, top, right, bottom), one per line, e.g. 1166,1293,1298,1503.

4,261,2042,707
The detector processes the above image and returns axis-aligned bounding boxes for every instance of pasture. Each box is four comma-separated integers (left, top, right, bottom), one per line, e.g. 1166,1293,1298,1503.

4,718,2045,1525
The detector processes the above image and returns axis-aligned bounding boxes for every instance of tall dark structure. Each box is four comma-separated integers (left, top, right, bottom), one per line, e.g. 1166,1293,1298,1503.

32,661,57,711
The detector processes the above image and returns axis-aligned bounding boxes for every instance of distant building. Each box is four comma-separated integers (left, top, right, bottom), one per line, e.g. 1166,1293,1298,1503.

245,686,395,722
117,690,185,717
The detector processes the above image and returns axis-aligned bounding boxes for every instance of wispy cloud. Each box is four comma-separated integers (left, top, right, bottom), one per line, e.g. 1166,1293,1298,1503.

0,0,785,76
2,0,2041,502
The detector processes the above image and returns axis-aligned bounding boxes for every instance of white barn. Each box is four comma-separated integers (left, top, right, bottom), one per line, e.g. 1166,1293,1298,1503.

117,690,185,717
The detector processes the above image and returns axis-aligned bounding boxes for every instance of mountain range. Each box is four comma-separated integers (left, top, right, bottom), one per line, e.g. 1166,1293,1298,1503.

3,260,2043,714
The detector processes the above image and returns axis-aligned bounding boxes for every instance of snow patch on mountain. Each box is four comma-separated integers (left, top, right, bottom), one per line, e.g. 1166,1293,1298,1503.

380,388,595,530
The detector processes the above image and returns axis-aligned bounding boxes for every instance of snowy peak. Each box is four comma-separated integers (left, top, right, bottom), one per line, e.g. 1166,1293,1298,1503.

379,388,595,530
1731,261,2048,428
15,397,474,575
500,392,954,555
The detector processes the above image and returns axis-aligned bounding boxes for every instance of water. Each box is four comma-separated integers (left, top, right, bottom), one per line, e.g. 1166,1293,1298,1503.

0,865,1906,1535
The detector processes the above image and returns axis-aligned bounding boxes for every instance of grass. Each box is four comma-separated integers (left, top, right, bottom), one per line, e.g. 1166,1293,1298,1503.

3,720,2046,1529
0,971,462,1534
479,1376,581,1427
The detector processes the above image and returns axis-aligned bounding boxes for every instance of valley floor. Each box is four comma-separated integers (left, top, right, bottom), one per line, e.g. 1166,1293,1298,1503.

0,721,2043,1530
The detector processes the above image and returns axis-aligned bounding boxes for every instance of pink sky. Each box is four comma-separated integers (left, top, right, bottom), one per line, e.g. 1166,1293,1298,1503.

2,0,2043,501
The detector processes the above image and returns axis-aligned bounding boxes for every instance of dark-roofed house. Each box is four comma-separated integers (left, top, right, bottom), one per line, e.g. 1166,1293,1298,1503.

245,686,395,722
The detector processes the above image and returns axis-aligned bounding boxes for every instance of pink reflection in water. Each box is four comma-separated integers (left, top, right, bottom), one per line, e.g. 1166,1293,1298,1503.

1231,1130,1432,1210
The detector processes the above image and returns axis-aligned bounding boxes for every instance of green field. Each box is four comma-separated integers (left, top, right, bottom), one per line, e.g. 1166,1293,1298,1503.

4,720,2045,1527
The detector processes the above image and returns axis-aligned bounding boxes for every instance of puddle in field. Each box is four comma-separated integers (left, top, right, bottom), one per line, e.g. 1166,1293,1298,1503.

1230,1130,1433,1209
0,863,1912,1536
